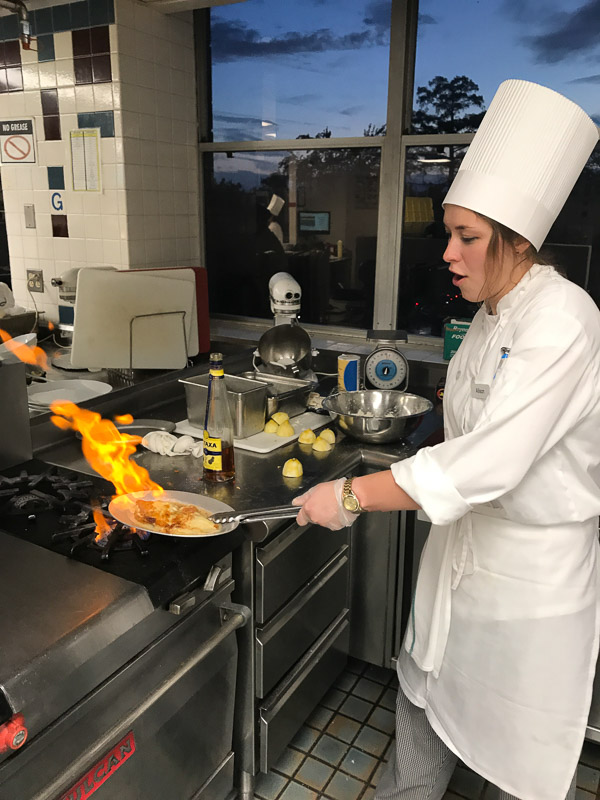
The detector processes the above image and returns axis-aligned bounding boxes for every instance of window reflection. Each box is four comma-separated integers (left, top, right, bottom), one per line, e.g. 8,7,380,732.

398,146,478,336
205,148,380,326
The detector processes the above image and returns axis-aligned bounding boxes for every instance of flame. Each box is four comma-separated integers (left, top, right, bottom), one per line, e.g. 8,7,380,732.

0,328,48,370
49,401,163,504
92,505,112,543
114,413,134,425
48,321,55,330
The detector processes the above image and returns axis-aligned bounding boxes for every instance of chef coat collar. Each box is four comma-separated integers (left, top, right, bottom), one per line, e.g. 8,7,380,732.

488,263,551,317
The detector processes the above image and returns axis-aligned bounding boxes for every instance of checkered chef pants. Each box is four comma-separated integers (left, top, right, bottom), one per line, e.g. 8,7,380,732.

374,687,577,800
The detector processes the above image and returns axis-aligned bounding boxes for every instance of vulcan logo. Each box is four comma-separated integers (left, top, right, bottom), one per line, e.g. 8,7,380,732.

59,731,136,800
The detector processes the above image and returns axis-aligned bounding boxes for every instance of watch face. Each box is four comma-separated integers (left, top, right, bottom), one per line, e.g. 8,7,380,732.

343,495,359,512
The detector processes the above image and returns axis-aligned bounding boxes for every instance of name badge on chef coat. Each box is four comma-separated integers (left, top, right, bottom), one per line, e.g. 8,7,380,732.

471,382,490,399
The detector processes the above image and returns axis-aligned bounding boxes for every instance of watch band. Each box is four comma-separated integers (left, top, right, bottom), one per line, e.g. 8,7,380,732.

342,478,364,513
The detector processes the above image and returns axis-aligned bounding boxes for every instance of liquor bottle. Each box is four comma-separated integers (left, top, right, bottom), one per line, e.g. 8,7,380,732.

203,353,235,483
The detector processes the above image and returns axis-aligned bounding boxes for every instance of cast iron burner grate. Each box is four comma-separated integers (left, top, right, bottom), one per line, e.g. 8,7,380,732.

0,466,150,561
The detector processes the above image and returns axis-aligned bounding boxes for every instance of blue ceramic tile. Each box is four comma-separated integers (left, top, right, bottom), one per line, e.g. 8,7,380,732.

255,770,288,800
77,110,114,138
322,770,364,800
89,0,111,27
325,714,361,744
338,696,372,723
273,747,304,778
352,678,383,704
367,707,395,735
71,1,90,30
52,4,72,34
290,725,319,753
340,747,378,782
295,757,334,791
107,0,115,24
1,18,19,42
59,305,74,324
35,8,52,36
37,34,55,63
353,726,389,758
278,782,318,800
47,166,65,190
311,734,347,767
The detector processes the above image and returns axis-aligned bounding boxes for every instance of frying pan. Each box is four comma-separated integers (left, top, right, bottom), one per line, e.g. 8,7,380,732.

108,489,298,538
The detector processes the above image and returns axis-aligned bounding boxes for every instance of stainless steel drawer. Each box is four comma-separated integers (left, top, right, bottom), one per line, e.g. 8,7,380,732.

255,548,349,698
255,521,348,624
258,611,350,773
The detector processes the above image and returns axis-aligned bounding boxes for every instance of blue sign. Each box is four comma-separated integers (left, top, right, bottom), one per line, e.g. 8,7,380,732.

51,192,63,211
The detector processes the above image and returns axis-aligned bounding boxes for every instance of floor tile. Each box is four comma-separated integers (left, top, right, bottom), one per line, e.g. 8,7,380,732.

352,677,385,703
353,726,390,758
273,747,304,778
312,734,348,767
448,766,485,799
323,770,365,800
326,713,362,744
295,757,335,791
278,782,318,800
383,740,394,763
362,787,376,800
346,657,366,675
581,741,600,769
380,687,396,712
322,687,348,711
368,706,396,735
335,671,359,692
370,760,386,787
290,725,320,754
576,763,600,792
363,664,394,685
306,705,334,730
339,695,373,723
574,789,595,800
340,747,378,783
255,770,288,800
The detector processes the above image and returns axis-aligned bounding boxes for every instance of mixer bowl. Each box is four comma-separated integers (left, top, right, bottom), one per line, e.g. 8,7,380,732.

323,390,433,444
258,324,312,377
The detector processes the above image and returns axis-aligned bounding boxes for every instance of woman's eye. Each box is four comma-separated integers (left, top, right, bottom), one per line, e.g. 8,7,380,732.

461,237,477,244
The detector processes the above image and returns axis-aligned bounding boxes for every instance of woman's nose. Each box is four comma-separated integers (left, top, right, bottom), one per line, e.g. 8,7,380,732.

443,237,458,263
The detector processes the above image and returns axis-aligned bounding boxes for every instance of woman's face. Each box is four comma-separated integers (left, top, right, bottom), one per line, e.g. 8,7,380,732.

442,205,493,304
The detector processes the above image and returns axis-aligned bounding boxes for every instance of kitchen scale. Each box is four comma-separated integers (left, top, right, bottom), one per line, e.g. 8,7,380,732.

364,329,409,391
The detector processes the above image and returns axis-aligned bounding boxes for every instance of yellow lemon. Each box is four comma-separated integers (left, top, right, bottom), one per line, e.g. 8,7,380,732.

319,428,336,444
276,420,295,437
264,419,279,433
282,458,303,478
298,428,316,444
312,436,332,452
271,411,289,425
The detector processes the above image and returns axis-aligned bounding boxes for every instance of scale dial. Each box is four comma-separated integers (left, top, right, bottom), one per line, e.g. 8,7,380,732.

365,347,408,390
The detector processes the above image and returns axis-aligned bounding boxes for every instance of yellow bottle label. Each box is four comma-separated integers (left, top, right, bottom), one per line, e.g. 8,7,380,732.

203,433,223,471
209,368,224,376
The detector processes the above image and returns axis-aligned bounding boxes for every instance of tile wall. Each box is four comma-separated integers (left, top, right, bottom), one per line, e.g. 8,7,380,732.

0,0,200,324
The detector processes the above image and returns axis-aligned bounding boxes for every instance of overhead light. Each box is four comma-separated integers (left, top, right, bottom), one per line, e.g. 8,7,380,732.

265,133,277,138
261,120,275,127
417,156,450,163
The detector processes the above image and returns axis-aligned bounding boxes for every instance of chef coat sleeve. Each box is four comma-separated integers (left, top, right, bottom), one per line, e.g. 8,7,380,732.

390,304,599,525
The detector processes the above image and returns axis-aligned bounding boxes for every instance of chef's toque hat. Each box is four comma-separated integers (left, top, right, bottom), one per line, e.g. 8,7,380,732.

443,79,599,250
267,194,285,216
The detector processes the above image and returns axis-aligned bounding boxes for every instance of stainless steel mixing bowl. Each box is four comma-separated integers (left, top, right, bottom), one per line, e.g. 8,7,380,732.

258,324,312,376
322,390,433,444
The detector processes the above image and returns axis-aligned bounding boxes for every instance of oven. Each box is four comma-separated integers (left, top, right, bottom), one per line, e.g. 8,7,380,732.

0,459,249,800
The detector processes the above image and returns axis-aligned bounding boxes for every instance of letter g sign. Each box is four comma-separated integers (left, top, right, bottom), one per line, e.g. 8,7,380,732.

51,192,63,211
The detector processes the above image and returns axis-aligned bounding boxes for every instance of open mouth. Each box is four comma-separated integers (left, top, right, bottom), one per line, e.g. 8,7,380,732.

451,273,465,287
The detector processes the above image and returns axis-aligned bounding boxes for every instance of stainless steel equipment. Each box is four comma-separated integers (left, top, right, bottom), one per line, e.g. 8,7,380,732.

257,324,312,377
238,371,313,419
269,272,301,327
0,361,32,469
323,389,433,444
0,459,249,800
180,373,268,438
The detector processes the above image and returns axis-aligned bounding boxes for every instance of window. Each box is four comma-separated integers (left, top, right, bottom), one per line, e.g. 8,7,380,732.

205,147,380,327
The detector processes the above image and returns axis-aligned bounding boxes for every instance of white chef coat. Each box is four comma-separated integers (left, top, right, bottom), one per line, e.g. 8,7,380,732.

391,264,600,800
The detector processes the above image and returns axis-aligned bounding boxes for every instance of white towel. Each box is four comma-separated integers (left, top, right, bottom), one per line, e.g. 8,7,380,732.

142,431,203,458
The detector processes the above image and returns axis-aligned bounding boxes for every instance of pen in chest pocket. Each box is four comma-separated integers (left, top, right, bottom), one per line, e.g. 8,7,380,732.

493,347,511,380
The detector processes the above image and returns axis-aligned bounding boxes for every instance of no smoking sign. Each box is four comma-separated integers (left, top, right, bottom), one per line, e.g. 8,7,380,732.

0,119,36,164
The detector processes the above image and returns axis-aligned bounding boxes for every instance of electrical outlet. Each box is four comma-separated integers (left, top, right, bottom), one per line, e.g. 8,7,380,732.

27,269,44,293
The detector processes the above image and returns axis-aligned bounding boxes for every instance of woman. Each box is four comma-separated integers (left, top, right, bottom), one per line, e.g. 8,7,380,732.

292,80,600,800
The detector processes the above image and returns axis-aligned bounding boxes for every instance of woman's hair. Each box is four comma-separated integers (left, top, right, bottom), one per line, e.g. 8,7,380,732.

475,212,549,303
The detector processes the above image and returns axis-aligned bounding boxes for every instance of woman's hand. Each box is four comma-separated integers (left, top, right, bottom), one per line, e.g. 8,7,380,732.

292,477,359,530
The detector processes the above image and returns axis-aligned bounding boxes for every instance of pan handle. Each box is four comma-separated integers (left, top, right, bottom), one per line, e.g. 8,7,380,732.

211,505,299,525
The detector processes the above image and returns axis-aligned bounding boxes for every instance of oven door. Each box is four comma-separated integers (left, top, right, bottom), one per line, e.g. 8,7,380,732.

0,580,248,800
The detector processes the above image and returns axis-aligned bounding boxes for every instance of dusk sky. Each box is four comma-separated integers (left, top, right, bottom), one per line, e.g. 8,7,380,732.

209,0,600,185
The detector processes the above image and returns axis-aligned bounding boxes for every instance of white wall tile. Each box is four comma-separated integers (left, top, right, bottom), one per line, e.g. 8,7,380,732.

110,19,123,50
93,83,114,109
63,191,83,215
35,214,53,238
54,31,73,60
57,86,76,113
22,64,40,91
102,164,118,190
138,113,156,141
69,238,87,263
103,239,122,266
68,214,86,238
99,190,119,216
137,86,156,116
74,85,95,113
82,193,101,215
38,63,57,89
85,239,104,264
101,215,121,240
142,190,159,215
38,238,55,260
121,110,140,139
158,167,174,191
56,60,75,88
22,237,39,258
141,165,158,190
24,92,42,116
137,59,156,91
53,238,70,260
101,138,117,165
36,141,66,167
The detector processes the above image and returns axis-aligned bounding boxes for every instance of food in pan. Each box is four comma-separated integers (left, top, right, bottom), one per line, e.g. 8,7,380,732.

298,428,316,444
282,458,303,477
133,498,221,535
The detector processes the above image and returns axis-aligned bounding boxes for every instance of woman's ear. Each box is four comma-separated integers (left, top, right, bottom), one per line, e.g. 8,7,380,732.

514,236,532,256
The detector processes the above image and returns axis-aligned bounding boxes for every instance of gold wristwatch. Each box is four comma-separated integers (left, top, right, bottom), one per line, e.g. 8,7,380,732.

341,478,364,513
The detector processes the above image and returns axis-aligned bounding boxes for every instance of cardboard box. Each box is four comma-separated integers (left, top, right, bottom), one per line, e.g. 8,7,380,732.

443,319,471,360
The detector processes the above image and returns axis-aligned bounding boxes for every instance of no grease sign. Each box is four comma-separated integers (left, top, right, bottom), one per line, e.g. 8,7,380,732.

0,119,36,164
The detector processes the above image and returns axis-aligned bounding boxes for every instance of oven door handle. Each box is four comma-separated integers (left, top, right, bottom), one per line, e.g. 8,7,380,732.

31,602,251,800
